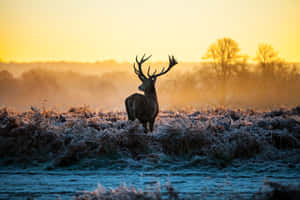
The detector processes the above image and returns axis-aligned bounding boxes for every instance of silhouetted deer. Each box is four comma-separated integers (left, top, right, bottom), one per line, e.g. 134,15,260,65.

125,54,178,133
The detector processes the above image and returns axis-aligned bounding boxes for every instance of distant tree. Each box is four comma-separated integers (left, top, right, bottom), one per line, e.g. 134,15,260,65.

255,44,280,64
254,44,300,102
255,43,283,78
0,70,14,81
202,38,246,105
289,64,299,82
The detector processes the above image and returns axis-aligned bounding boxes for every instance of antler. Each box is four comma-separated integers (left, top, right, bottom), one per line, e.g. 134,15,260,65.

133,54,152,81
149,55,178,78
133,54,177,80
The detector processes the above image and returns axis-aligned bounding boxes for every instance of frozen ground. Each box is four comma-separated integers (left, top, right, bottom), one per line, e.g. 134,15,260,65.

0,106,299,199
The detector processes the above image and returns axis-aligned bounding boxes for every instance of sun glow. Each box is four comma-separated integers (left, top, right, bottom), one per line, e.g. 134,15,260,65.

0,0,299,62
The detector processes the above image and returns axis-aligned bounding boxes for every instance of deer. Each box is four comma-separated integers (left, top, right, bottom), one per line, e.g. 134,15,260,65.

125,54,178,133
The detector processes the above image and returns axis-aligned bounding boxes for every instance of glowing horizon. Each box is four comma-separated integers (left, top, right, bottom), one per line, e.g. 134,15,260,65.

0,0,299,63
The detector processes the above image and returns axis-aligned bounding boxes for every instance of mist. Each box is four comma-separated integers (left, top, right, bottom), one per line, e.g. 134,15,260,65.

0,60,299,111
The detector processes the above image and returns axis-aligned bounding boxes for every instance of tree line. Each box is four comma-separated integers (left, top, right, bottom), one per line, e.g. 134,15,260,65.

158,38,299,108
198,38,299,106
0,38,299,109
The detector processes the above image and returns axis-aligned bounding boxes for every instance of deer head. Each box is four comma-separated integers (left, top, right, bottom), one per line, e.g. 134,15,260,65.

133,54,178,94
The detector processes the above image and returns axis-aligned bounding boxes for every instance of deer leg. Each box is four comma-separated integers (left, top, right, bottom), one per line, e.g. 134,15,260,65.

142,122,148,133
125,99,134,121
149,120,155,132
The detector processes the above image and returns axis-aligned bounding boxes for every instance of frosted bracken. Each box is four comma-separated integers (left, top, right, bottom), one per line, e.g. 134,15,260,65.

0,106,300,167
75,183,178,200
75,181,300,200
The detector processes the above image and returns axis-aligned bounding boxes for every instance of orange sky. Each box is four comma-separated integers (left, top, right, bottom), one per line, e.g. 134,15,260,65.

0,0,299,62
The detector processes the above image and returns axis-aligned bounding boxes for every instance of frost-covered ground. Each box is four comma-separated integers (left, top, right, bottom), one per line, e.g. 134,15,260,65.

1,106,300,167
0,106,300,199
76,181,300,200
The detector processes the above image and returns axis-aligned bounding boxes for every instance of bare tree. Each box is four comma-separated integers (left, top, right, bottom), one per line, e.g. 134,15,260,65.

255,43,283,79
202,38,245,105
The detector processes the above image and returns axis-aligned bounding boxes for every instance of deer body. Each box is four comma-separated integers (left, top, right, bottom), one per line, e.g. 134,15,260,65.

125,54,177,133
125,86,158,132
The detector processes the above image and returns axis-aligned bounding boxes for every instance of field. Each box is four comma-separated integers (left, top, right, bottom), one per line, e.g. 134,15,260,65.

0,106,299,199
0,60,299,200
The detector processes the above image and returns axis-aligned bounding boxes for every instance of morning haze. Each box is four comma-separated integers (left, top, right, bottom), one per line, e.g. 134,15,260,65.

0,0,299,110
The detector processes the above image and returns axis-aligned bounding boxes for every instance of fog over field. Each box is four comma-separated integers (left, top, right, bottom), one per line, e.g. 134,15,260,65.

0,60,299,111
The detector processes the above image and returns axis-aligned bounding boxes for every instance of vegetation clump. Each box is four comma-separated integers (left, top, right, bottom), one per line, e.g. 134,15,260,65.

0,106,299,167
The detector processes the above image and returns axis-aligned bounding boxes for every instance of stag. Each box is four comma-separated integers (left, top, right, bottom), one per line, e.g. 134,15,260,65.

125,54,178,133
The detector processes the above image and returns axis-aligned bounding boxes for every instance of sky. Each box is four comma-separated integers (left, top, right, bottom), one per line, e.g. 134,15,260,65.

0,0,299,62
